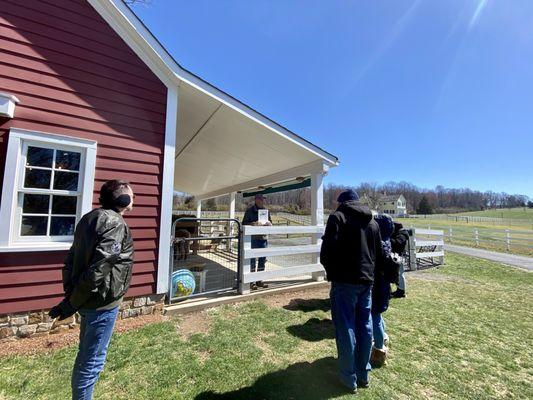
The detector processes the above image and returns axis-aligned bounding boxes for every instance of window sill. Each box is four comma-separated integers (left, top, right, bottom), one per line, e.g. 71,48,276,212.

0,242,72,252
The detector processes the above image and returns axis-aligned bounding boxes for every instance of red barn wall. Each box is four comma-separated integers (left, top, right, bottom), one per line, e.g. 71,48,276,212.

0,0,167,314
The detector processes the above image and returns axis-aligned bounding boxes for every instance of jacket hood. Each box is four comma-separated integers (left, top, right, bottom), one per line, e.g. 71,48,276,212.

337,201,373,225
375,214,394,240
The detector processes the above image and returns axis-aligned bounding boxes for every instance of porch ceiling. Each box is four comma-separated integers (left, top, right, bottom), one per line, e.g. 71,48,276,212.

174,83,337,198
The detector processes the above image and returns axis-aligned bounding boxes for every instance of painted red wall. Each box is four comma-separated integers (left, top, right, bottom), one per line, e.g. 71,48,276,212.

0,0,167,314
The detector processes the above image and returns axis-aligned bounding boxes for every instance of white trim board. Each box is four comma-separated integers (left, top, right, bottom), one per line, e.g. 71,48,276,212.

156,86,178,294
0,128,97,251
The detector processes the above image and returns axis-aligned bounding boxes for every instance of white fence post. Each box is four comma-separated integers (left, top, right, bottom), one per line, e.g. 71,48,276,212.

449,227,453,243
474,229,479,247
409,228,417,271
239,234,251,294
506,229,511,252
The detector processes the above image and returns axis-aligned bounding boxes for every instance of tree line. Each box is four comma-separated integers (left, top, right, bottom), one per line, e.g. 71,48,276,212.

174,181,531,214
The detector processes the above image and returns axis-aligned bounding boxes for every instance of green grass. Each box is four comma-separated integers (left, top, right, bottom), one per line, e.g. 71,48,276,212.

458,208,533,220
1,253,532,399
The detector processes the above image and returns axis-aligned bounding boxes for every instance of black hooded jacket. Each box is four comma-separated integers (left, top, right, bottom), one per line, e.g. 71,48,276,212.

320,201,383,285
62,208,134,310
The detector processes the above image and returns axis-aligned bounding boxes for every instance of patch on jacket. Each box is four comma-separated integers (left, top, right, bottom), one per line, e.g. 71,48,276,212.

111,242,122,254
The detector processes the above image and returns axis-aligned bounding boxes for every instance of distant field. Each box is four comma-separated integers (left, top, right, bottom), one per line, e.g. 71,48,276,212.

458,207,533,220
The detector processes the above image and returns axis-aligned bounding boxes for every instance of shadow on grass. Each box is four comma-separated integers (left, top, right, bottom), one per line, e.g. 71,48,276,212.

283,298,331,313
194,357,349,400
286,317,335,342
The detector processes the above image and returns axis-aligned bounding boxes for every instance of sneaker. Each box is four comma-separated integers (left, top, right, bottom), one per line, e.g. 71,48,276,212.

392,289,405,298
256,281,269,288
357,380,369,389
370,346,388,368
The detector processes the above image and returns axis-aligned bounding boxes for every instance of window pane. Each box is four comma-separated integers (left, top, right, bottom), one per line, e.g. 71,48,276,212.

52,196,77,214
23,194,50,214
55,151,81,171
24,168,51,189
21,216,48,236
26,147,53,168
53,171,79,191
50,217,75,236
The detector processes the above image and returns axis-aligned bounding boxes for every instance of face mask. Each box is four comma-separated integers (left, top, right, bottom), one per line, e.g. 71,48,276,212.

114,194,132,208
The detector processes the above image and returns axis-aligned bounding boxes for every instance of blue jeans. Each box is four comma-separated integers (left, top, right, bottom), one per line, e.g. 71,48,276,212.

250,238,267,273
330,282,373,389
71,307,119,400
372,313,386,349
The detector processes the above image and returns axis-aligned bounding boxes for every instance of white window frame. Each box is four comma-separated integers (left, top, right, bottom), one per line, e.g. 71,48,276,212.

0,128,97,252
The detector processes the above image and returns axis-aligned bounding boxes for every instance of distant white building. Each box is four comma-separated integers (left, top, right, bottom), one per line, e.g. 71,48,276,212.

378,194,407,216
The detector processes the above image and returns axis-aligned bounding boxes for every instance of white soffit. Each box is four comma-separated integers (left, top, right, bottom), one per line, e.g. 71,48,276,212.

174,83,321,197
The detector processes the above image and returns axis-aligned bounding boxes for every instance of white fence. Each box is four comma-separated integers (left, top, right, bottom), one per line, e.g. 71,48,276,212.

405,214,533,228
238,225,446,291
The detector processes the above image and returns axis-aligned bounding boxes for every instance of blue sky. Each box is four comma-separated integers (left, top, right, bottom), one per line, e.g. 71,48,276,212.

132,0,533,197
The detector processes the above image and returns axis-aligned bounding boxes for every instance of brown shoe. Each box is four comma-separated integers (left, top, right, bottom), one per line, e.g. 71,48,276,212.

370,346,388,368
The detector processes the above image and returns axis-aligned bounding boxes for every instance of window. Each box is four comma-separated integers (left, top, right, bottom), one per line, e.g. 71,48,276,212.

0,129,96,251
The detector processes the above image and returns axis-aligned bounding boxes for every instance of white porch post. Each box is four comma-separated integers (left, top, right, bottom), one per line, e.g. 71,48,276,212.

228,192,236,253
196,200,202,218
311,164,326,281
156,85,178,294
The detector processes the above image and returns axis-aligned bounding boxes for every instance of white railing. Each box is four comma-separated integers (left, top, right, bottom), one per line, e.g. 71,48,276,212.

239,225,325,293
409,228,445,269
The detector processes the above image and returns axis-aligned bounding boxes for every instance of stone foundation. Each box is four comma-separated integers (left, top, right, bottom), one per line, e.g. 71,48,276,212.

0,294,165,340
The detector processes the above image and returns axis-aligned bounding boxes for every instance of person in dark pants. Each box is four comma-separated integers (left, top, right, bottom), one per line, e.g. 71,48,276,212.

371,214,395,367
242,194,272,290
390,222,410,298
320,189,384,393
48,180,135,400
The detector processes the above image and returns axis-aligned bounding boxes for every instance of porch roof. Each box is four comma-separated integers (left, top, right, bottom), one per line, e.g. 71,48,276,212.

175,83,337,199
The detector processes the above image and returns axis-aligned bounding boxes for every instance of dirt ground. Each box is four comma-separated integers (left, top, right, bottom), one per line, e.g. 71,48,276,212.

0,313,166,358
0,286,332,358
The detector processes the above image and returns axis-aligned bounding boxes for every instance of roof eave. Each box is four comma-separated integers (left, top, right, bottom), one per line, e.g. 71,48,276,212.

88,0,339,166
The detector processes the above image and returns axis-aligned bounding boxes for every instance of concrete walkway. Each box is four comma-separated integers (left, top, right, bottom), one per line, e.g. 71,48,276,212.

445,244,533,271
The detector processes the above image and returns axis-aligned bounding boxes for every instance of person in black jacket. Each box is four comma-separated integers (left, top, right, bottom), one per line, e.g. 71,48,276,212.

320,189,383,392
390,222,410,298
48,179,134,400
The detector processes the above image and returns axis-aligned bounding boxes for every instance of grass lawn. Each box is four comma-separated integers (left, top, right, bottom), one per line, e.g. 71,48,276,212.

1,253,532,400
458,208,533,220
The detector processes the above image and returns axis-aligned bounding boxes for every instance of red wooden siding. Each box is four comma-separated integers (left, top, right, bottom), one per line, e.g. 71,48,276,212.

0,0,167,315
